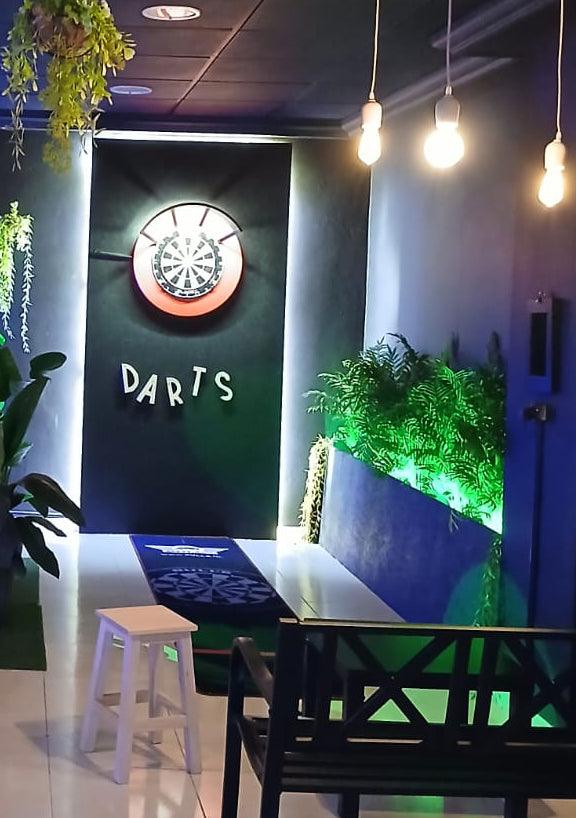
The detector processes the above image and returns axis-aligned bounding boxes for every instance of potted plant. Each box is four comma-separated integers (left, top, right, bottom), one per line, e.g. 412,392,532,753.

0,337,84,621
2,0,135,172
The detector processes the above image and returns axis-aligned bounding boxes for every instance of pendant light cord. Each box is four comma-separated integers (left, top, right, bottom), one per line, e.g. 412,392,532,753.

446,0,453,94
555,0,565,140
369,0,381,100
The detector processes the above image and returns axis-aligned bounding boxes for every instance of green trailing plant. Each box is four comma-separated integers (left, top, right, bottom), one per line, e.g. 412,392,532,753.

0,202,34,352
307,333,505,533
2,0,135,171
473,534,503,627
0,335,84,606
300,435,331,543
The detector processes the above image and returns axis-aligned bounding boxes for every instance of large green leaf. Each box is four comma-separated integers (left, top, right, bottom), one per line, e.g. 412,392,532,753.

2,376,48,464
0,346,21,401
29,352,67,379
15,518,60,578
19,473,84,526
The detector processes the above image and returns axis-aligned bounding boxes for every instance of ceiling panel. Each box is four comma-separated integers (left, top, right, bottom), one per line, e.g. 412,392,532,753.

118,56,207,81
128,26,230,57
184,81,307,102
169,99,280,118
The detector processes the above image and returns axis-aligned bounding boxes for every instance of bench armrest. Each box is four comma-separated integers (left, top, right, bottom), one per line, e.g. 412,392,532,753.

232,636,274,707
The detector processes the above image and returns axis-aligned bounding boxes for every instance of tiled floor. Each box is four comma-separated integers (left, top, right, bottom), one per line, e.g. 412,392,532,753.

0,528,572,818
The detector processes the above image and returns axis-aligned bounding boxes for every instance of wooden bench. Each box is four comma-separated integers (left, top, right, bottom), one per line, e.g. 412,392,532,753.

221,619,576,818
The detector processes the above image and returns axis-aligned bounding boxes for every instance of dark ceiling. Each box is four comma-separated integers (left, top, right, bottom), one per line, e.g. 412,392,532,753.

0,0,562,130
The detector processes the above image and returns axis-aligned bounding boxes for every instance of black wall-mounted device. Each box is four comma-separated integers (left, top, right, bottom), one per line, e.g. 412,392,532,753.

528,292,558,394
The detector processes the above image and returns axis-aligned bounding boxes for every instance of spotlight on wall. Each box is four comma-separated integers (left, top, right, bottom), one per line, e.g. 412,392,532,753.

538,0,566,209
357,0,382,166
424,0,464,170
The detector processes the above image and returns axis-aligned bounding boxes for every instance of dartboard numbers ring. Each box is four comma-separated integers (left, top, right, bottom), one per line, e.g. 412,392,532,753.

132,204,243,317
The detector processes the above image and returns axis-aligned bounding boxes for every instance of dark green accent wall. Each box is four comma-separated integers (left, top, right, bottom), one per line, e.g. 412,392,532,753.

82,140,291,536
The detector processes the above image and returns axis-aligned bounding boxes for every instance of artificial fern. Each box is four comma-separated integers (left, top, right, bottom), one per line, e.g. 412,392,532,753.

307,334,505,532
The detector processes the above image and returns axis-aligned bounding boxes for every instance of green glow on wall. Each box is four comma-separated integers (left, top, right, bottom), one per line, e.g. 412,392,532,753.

308,334,505,533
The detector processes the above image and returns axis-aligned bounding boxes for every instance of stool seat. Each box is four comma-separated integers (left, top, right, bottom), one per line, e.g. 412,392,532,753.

81,604,201,783
97,605,199,636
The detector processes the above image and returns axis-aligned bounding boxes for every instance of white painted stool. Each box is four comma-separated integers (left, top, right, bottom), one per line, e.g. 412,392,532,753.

80,605,201,784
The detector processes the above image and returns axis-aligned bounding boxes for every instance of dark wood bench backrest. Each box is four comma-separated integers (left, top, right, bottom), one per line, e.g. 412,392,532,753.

268,619,576,756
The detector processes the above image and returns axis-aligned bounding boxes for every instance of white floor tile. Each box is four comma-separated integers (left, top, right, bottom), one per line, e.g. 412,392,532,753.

1,533,574,818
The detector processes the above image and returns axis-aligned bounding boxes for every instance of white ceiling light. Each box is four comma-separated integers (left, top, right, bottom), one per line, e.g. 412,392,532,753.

538,0,566,209
110,85,153,96
357,0,382,166
424,0,465,169
142,5,201,21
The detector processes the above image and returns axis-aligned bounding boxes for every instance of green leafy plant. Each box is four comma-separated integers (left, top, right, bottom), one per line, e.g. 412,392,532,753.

2,0,135,171
307,333,505,533
0,202,34,351
300,435,331,543
0,336,84,607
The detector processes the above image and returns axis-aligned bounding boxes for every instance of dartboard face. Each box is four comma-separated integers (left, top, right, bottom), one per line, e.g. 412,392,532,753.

132,204,243,317
149,567,279,607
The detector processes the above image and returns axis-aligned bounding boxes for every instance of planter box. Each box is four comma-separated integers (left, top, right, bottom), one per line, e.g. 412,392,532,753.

319,448,496,624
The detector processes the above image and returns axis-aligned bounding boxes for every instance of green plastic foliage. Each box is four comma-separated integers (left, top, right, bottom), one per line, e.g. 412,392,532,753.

300,435,331,544
0,202,34,351
307,334,505,533
2,0,135,171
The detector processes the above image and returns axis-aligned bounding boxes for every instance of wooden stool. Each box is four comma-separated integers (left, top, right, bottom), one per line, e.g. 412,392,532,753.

80,605,201,784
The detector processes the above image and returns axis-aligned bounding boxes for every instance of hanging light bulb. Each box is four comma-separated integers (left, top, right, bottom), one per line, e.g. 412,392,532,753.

424,91,464,169
538,138,566,208
358,98,383,166
538,0,566,208
424,0,465,170
357,0,382,166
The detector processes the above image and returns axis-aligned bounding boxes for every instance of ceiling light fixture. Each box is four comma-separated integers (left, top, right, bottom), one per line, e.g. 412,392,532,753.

142,5,201,21
110,85,153,96
357,0,382,166
424,0,465,169
538,0,566,209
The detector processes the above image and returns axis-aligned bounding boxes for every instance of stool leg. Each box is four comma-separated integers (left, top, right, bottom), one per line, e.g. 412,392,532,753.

80,622,113,752
148,642,163,745
176,636,201,774
114,636,141,784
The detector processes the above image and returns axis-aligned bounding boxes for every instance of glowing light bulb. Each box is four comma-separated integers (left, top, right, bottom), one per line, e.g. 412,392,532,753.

424,93,464,169
538,138,566,208
357,100,382,166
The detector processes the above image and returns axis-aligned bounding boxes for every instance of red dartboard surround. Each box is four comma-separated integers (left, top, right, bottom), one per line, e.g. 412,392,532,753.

132,203,244,317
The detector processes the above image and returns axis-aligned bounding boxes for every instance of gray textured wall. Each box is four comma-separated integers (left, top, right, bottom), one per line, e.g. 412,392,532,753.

0,131,91,504
279,139,370,526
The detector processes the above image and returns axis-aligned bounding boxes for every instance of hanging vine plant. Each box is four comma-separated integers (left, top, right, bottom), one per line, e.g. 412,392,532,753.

2,0,135,172
0,202,34,352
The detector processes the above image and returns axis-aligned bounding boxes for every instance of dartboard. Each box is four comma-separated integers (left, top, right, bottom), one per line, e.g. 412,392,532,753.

132,203,243,318
149,567,279,606
152,231,223,299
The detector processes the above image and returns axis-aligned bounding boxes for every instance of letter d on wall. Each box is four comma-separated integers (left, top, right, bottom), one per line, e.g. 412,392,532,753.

121,363,139,394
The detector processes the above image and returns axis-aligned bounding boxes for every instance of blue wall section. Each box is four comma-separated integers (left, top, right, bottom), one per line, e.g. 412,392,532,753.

320,449,495,624
364,26,576,627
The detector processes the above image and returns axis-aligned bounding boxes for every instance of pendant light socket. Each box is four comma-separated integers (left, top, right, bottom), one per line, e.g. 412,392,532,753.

435,93,461,128
544,138,566,171
361,100,383,130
